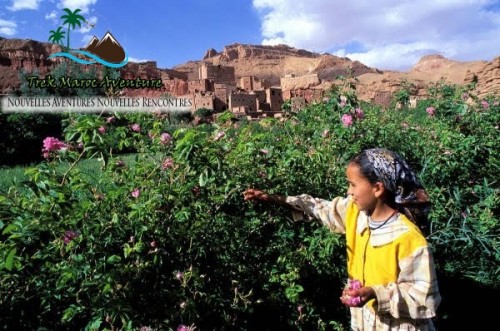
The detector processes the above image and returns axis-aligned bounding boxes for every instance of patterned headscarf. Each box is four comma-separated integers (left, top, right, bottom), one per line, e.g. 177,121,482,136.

362,148,431,228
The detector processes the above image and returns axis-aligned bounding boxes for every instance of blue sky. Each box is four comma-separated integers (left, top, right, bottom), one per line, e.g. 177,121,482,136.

0,0,499,70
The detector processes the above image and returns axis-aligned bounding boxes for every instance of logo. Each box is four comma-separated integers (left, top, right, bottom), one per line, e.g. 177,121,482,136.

47,8,128,68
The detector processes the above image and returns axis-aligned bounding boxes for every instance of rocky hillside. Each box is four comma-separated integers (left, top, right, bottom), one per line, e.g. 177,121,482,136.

0,37,64,93
355,54,499,100
176,44,498,100
1,37,498,100
174,43,380,86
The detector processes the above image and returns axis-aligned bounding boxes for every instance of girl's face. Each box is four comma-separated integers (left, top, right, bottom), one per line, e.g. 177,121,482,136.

346,163,380,212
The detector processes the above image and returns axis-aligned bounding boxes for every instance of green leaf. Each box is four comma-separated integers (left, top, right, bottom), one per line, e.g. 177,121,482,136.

5,248,16,271
106,255,122,265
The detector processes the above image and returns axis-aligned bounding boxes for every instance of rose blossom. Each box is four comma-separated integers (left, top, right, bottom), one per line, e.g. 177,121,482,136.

131,123,141,132
98,126,106,134
162,157,174,169
63,230,79,244
42,137,67,152
131,189,140,198
341,114,353,127
160,132,172,145
354,108,364,119
342,279,362,306
426,106,436,117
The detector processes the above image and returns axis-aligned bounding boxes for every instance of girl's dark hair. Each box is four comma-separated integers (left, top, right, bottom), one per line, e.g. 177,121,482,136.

349,149,431,235
350,152,380,185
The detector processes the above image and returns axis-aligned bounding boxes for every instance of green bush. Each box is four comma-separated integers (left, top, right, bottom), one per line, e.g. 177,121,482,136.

0,83,498,330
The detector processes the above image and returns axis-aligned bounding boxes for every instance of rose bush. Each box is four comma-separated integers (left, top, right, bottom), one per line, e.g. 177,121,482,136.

0,83,498,330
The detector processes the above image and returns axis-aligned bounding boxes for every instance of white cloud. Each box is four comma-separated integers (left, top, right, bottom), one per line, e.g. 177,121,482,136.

78,15,97,33
7,0,41,11
252,0,500,70
45,10,58,23
128,57,151,63
0,19,17,36
58,0,97,14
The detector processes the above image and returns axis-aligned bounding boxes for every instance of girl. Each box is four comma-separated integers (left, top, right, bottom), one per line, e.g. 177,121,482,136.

243,148,441,330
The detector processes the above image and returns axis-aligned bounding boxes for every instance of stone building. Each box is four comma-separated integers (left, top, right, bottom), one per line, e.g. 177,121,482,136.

372,91,392,108
188,79,213,94
193,92,214,111
266,87,284,112
199,63,235,86
214,83,233,112
229,92,258,113
239,76,271,92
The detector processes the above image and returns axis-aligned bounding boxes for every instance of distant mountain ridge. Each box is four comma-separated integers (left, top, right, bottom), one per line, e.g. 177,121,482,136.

173,43,381,86
172,43,498,99
0,37,498,99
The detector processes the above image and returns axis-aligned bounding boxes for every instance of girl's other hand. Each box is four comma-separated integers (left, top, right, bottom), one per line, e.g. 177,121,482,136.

243,188,268,202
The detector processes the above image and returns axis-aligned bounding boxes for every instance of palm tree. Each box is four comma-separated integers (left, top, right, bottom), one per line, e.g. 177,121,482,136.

60,8,85,50
48,26,66,46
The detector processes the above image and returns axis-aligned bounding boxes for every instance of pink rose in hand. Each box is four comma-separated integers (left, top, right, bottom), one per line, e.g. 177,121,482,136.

341,279,363,306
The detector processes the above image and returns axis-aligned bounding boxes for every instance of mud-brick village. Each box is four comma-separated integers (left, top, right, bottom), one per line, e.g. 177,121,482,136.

1,39,499,120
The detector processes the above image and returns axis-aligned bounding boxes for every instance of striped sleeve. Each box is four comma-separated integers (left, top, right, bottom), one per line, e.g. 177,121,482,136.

285,194,349,234
372,245,441,319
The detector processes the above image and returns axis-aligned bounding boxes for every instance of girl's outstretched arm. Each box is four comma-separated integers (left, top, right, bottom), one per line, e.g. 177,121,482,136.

243,188,288,205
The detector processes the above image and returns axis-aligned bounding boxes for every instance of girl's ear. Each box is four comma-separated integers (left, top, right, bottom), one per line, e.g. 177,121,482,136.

373,181,385,198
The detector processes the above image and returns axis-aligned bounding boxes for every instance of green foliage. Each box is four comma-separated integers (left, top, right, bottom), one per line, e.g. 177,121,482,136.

0,112,64,166
193,107,213,119
0,82,498,330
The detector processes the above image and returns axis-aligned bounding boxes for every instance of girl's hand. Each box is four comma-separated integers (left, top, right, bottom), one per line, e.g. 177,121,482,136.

243,188,269,202
340,286,376,307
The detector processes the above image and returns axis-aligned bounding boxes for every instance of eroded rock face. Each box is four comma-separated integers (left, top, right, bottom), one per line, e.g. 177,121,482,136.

470,56,500,98
1,37,498,102
0,37,63,92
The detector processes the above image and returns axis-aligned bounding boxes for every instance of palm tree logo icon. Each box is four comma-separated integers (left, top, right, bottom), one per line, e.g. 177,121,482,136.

60,8,85,51
47,8,128,68
48,27,65,47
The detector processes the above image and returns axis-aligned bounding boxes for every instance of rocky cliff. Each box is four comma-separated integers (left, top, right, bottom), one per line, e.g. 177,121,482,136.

0,37,498,101
176,43,379,86
0,37,64,93
178,44,498,100
355,54,499,101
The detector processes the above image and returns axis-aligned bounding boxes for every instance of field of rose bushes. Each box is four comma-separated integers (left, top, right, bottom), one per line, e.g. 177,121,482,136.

0,80,498,330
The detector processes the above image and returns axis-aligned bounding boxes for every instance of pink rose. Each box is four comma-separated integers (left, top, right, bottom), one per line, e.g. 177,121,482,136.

131,124,141,132
161,157,174,169
426,106,435,117
42,137,67,152
342,279,362,306
160,132,172,145
341,114,353,127
354,108,364,119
